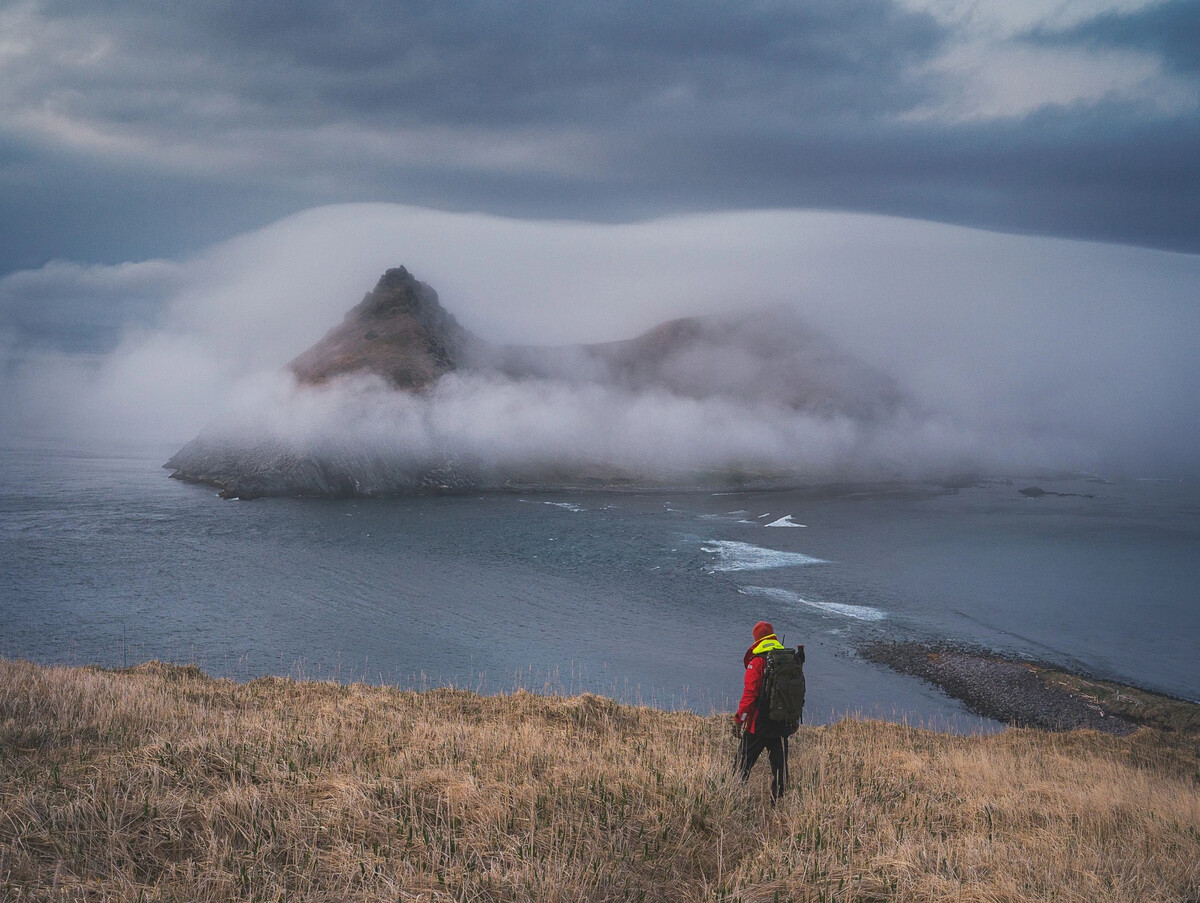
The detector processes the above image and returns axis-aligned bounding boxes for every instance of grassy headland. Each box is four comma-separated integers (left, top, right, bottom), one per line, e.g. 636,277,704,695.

1,658,1198,902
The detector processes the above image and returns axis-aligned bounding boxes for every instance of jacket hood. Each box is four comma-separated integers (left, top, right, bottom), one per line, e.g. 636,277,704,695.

743,634,783,667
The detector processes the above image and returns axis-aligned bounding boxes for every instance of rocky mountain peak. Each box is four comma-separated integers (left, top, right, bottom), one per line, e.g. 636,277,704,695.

289,266,474,390
356,267,425,316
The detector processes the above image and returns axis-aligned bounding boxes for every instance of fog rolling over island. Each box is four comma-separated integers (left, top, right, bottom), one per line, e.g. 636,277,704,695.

164,266,944,498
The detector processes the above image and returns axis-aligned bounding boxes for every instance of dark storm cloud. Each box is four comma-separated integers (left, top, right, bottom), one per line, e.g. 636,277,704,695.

0,138,312,276
1,0,1199,274
21,0,944,139
649,104,1200,251
1024,0,1200,75
172,0,945,124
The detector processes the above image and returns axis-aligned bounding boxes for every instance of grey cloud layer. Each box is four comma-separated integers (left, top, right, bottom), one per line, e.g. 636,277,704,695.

0,260,182,354
34,0,943,126
2,0,1198,273
1026,0,1200,74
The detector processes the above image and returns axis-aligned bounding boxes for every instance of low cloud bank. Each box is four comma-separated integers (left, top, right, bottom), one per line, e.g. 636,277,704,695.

177,370,1068,493
3,204,1199,480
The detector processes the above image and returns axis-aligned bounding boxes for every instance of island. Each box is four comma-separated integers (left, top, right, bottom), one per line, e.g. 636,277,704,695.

166,266,906,498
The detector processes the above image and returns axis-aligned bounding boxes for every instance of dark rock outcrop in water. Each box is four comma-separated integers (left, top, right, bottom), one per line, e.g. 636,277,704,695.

166,266,907,498
1018,486,1095,499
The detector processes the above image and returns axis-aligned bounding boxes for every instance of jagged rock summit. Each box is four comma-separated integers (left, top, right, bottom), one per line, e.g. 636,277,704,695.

166,266,906,498
289,267,473,389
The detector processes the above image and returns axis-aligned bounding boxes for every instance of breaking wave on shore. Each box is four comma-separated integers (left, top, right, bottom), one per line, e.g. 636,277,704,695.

701,541,827,573
740,585,887,621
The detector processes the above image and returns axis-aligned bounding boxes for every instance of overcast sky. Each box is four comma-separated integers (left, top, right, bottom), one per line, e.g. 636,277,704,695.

2,0,1198,273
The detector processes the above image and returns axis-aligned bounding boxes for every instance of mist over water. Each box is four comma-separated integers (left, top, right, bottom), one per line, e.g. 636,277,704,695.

2,205,1199,482
179,365,1062,494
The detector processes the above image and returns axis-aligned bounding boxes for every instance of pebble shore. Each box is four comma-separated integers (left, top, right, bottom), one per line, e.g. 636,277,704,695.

862,641,1140,734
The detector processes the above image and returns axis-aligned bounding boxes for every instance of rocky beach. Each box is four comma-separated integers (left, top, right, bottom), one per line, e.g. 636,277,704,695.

863,641,1200,735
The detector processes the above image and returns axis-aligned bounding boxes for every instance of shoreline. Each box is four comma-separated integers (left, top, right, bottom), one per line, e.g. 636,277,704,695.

862,640,1200,734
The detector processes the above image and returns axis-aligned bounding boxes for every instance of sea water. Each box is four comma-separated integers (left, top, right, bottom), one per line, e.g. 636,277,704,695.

2,438,1198,732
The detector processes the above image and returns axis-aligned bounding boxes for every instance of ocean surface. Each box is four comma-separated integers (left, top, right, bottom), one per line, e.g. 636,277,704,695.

2,438,1198,733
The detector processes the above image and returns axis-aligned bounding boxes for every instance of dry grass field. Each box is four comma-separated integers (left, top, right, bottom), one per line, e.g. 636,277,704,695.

1,658,1197,902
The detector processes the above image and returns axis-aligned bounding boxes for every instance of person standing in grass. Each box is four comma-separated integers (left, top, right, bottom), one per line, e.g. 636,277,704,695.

733,620,798,801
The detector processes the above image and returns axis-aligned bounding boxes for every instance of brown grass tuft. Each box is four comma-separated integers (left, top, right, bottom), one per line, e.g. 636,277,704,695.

1,658,1197,901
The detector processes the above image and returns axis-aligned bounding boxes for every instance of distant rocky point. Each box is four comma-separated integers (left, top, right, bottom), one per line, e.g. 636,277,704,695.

1018,486,1095,499
166,266,907,498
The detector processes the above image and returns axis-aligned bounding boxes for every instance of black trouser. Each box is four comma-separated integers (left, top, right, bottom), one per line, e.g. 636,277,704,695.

737,731,789,800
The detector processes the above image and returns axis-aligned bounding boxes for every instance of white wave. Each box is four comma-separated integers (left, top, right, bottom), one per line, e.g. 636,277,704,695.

700,510,756,522
764,515,806,527
700,540,826,572
740,585,886,621
544,501,586,512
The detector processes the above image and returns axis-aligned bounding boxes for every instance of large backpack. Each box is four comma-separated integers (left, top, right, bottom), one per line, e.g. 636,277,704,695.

760,646,806,730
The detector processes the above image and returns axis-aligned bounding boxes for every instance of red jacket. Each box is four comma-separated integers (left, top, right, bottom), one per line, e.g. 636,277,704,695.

735,634,785,733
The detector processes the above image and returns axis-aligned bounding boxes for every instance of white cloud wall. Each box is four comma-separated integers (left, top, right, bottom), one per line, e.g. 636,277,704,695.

2,204,1197,478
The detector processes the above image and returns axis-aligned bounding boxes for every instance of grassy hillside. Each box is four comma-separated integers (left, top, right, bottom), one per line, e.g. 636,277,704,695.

1,658,1197,902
